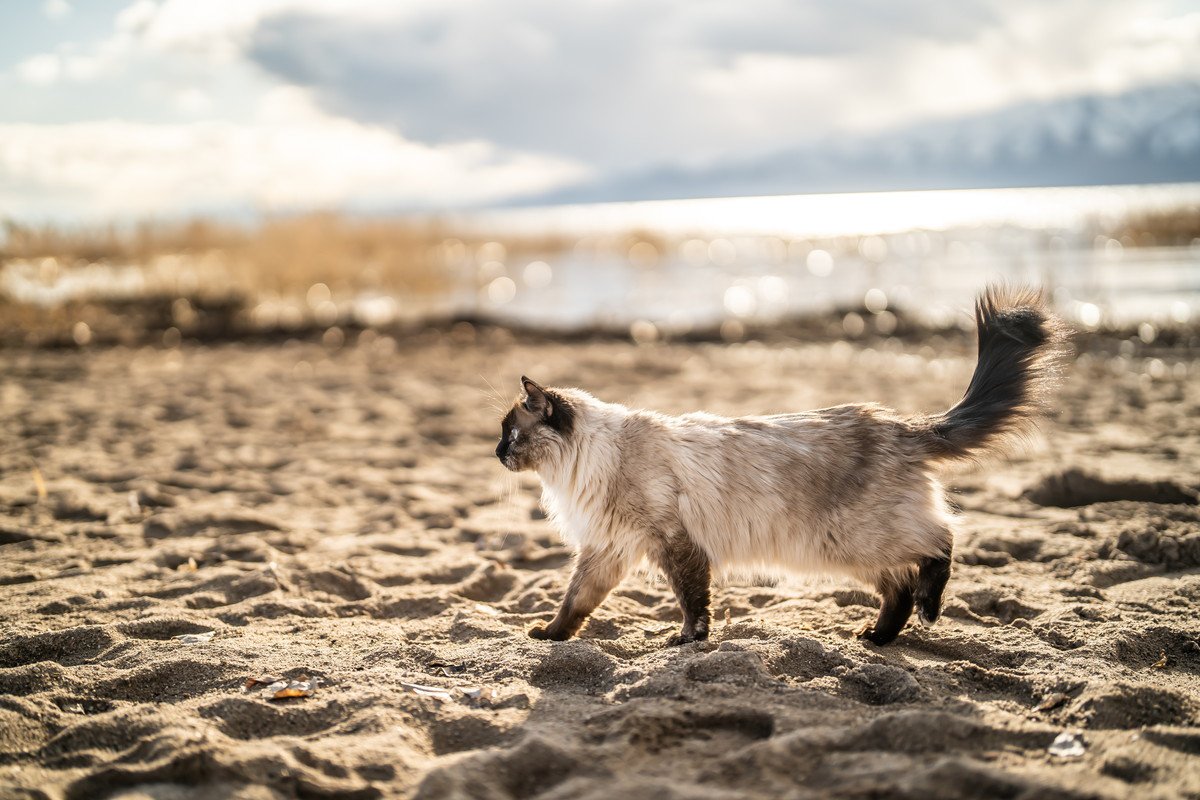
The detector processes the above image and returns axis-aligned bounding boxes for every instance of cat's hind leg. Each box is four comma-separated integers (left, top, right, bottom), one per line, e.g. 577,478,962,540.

857,567,917,646
915,541,953,625
652,531,711,646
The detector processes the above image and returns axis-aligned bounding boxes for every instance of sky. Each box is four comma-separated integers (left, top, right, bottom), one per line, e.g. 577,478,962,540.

1,0,1199,221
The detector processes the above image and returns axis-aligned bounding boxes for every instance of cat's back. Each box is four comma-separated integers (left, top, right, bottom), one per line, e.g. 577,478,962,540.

666,402,902,452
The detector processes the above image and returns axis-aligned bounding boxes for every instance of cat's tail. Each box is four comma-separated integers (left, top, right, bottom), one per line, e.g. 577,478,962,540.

911,286,1068,463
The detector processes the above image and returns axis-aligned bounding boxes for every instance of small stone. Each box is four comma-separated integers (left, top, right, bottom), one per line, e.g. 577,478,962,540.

1049,731,1086,758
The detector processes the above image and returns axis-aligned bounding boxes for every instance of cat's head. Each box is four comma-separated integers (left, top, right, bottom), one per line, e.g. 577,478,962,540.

495,376,576,471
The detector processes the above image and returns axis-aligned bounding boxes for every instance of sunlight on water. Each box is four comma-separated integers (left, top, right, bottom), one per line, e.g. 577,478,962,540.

450,184,1200,330
467,184,1200,238
3,184,1198,338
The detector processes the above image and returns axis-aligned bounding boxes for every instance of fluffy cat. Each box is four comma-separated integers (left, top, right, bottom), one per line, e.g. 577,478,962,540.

495,287,1065,646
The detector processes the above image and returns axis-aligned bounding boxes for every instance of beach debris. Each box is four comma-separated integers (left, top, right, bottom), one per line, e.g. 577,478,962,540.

427,659,466,677
1037,692,1070,712
177,557,199,573
473,603,501,617
127,491,141,515
31,468,47,502
458,686,498,706
243,674,285,690
173,630,215,644
259,677,321,700
400,681,492,704
1048,732,1086,758
243,673,324,700
401,681,454,701
723,608,732,626
1151,650,1168,669
639,623,674,637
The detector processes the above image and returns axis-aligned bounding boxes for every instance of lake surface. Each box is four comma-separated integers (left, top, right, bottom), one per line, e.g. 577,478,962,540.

448,183,1200,332
3,183,1198,335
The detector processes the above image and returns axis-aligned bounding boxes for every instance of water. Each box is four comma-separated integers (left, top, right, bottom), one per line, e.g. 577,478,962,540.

448,183,1200,332
3,183,1199,334
466,183,1200,239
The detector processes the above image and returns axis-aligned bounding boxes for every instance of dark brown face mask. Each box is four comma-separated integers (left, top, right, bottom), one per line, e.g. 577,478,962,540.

494,376,575,471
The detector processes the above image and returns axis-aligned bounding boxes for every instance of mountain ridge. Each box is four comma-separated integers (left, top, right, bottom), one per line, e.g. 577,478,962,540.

514,81,1200,205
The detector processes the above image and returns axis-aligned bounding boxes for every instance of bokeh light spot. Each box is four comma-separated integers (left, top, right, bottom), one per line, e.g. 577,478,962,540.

806,249,833,276
523,260,552,288
487,276,516,305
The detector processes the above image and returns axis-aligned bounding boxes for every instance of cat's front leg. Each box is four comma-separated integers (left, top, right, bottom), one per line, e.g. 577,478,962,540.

653,531,711,646
529,544,626,641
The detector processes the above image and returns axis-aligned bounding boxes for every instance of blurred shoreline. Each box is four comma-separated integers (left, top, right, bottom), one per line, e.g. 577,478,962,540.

4,296,1199,373
3,184,1199,350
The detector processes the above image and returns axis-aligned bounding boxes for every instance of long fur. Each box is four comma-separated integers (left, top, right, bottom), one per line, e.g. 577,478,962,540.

496,287,1067,644
913,285,1067,462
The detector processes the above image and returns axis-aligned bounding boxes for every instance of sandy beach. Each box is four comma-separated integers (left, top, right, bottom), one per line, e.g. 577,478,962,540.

1,326,1198,799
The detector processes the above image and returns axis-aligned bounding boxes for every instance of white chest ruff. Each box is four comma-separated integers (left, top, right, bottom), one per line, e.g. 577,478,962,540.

540,483,592,549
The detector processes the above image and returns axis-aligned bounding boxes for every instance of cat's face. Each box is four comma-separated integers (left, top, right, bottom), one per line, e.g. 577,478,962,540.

495,376,574,471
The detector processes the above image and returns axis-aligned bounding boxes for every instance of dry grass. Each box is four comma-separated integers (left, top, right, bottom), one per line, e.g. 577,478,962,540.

228,214,451,296
2,218,236,264
2,215,457,298
0,213,593,345
0,213,595,302
1110,207,1200,247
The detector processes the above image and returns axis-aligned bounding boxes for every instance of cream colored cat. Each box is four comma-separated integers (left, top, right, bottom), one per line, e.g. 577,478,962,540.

495,287,1065,646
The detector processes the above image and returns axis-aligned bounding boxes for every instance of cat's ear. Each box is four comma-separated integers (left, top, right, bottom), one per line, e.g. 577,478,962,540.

521,375,552,418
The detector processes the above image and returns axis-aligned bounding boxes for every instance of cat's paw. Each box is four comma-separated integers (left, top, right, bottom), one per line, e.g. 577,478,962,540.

528,624,568,641
855,622,897,646
666,626,709,647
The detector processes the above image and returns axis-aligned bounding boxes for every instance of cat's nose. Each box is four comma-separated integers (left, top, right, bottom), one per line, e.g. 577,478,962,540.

495,440,507,461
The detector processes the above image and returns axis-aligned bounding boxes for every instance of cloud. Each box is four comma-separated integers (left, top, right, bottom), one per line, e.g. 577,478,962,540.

3,0,1198,220
16,54,62,85
10,0,391,87
242,0,1200,171
0,88,586,220
43,0,71,21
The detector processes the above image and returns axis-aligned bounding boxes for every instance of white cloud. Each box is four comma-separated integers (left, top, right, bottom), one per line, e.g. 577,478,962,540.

43,0,72,21
3,0,1198,218
239,0,1200,169
0,88,586,220
174,87,213,115
116,0,396,56
19,2,1200,137
114,0,158,35
13,0,395,86
16,54,61,85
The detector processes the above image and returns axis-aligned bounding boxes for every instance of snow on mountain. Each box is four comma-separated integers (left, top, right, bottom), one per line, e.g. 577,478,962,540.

519,82,1200,204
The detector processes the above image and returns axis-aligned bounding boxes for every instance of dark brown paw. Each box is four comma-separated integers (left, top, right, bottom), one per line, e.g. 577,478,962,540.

856,623,899,646
528,625,569,641
666,626,709,647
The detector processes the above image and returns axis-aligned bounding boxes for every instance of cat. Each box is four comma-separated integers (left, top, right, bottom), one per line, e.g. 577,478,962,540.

495,286,1065,646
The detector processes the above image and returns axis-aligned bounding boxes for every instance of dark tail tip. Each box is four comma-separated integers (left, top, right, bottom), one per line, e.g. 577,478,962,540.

917,285,1069,462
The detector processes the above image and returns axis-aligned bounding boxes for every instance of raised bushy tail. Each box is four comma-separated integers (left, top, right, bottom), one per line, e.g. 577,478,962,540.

914,286,1067,462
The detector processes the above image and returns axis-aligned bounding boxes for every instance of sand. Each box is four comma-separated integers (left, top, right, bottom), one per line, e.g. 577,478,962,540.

1,327,1198,799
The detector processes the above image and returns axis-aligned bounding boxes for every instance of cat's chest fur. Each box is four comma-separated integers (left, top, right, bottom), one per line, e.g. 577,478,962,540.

536,439,653,557
539,482,593,549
